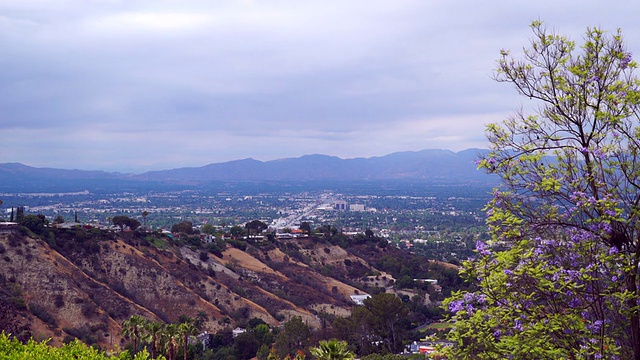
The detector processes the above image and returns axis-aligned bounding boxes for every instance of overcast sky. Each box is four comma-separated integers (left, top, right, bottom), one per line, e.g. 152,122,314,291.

2,1,639,172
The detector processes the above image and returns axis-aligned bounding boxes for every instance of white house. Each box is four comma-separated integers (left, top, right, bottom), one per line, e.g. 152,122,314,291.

349,294,371,306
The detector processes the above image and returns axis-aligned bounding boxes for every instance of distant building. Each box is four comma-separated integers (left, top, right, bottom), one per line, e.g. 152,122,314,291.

0,222,18,234
415,279,438,285
197,332,213,350
54,222,83,229
349,294,371,305
334,200,348,211
407,340,454,354
232,327,247,338
350,204,365,212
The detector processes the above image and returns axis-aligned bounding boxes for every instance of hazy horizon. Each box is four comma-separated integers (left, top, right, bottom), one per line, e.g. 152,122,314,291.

2,147,487,174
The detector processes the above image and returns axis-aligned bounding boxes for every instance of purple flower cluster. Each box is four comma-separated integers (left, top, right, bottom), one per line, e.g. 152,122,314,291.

476,240,491,256
448,300,464,313
621,52,633,69
513,319,524,332
449,292,488,315
586,319,604,334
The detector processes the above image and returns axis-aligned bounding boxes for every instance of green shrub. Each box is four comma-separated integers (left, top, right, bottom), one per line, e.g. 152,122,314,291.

29,303,57,327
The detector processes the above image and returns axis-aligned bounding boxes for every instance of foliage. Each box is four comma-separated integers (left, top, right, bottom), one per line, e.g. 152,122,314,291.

245,220,268,235
201,223,216,235
309,339,355,360
119,315,276,360
362,293,409,354
122,315,146,354
360,354,407,360
299,222,311,235
171,221,193,235
0,331,154,359
20,214,47,235
230,225,245,238
445,21,640,359
332,293,409,355
29,303,57,327
273,316,312,359
113,216,142,231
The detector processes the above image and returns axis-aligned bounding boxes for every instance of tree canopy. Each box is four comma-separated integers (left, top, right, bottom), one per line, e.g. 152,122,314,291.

245,220,268,235
113,216,141,231
171,221,194,235
445,21,640,359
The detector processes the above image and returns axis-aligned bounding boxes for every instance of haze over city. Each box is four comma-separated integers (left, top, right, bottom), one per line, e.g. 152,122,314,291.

2,0,639,172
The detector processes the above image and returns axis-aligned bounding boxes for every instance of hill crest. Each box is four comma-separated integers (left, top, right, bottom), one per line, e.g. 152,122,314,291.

0,149,494,185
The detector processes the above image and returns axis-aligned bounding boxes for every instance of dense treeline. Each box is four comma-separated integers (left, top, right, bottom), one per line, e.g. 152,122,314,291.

116,293,422,360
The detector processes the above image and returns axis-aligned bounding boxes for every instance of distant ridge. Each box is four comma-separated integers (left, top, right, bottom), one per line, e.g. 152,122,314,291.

0,149,497,188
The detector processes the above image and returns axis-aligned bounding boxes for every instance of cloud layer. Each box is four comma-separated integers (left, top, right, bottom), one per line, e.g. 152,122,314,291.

2,1,639,172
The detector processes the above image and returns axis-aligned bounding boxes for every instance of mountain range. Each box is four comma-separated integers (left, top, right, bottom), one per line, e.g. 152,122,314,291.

0,149,496,189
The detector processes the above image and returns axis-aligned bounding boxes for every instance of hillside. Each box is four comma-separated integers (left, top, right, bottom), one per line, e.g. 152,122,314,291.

0,226,455,349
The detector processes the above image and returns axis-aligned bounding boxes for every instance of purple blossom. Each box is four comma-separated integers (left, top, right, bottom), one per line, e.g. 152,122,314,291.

448,300,464,313
581,311,589,318
534,247,544,256
621,52,633,68
593,148,606,159
476,240,491,256
514,320,524,331
589,320,603,333
609,246,619,255
569,296,581,308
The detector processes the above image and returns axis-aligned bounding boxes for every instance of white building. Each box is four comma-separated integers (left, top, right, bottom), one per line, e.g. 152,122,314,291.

349,294,371,305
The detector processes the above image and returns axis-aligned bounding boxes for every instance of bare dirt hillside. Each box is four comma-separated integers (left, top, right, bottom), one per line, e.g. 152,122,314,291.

0,229,389,347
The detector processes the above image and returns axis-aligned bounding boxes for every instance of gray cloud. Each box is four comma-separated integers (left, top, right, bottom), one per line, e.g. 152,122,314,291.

1,1,640,172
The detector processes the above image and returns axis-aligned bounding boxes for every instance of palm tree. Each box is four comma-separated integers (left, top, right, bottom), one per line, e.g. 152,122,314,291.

195,311,208,330
122,315,146,354
309,339,355,360
143,320,164,359
162,323,181,360
179,320,199,360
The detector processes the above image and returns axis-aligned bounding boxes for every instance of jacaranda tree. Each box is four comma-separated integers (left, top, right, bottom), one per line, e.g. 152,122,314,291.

444,21,640,359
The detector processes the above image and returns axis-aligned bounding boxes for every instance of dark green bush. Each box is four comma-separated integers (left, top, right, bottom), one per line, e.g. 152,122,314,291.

29,303,57,326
